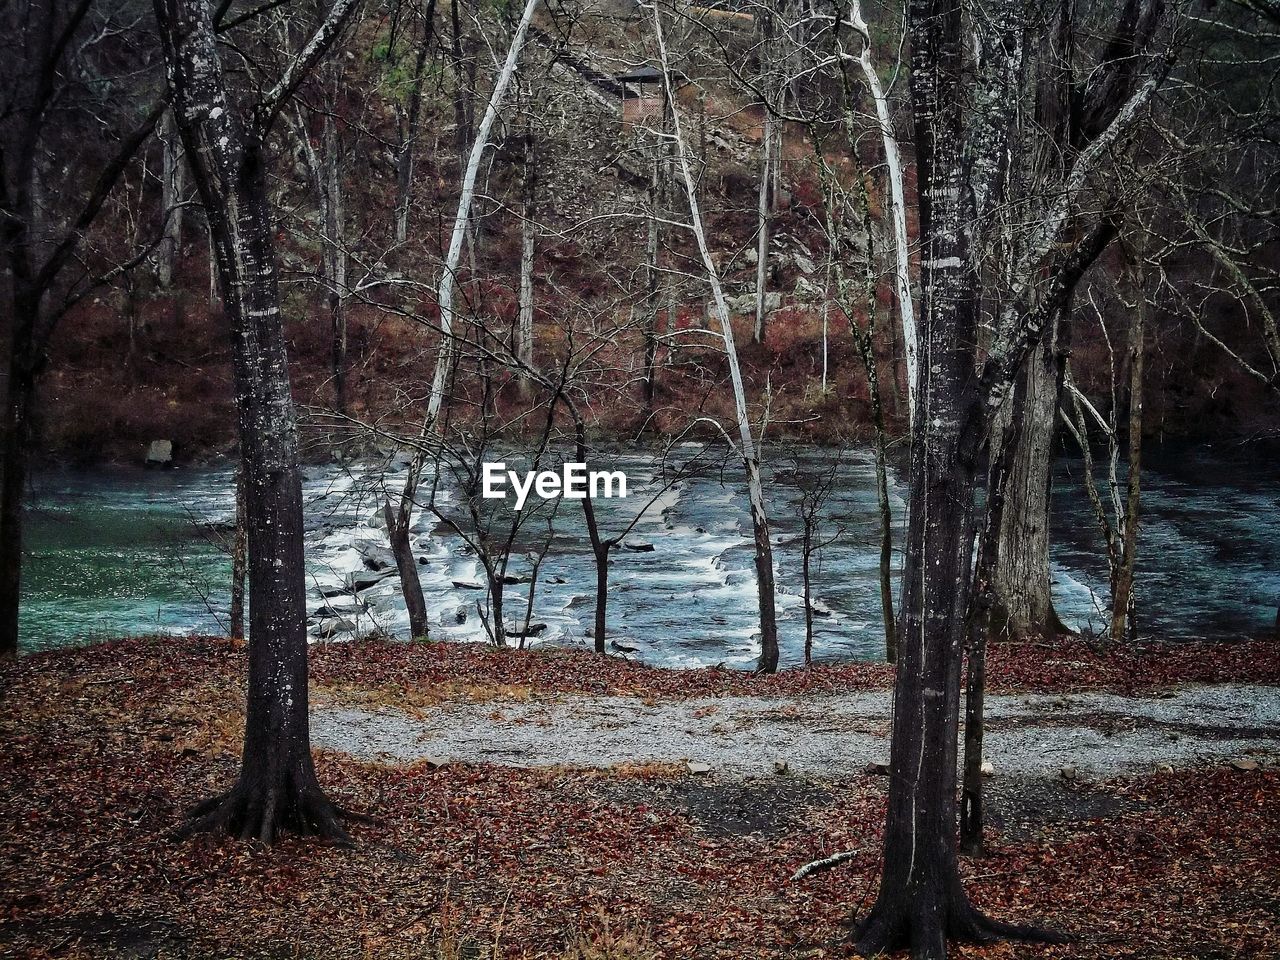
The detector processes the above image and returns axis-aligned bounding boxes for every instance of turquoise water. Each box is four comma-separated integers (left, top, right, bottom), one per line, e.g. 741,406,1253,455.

16,442,1280,665
20,468,234,652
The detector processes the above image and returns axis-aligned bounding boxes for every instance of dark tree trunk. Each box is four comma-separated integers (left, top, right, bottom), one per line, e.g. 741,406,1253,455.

393,0,437,245
385,482,430,640
960,366,1027,856
230,464,247,639
801,524,814,665
854,0,1056,950
592,544,609,654
487,570,507,647
0,329,36,661
748,455,780,674
1110,256,1146,644
573,414,612,654
156,0,364,843
388,454,431,640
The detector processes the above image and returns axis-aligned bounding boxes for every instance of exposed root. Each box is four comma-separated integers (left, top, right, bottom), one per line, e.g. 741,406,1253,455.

854,895,1068,959
173,780,363,845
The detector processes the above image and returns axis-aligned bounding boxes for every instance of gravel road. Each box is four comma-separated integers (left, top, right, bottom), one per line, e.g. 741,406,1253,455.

312,684,1280,778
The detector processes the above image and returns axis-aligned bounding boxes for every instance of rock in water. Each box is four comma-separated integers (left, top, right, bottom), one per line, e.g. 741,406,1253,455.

356,539,396,572
506,621,547,638
346,568,395,593
145,440,173,468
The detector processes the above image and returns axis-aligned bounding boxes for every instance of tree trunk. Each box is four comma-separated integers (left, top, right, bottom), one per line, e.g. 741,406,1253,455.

1110,261,1146,644
960,367,1027,856
517,129,536,392
642,139,663,413
592,544,609,654
871,394,897,664
849,0,917,426
989,332,1065,638
575,414,611,654
0,325,35,661
157,108,186,288
385,487,430,639
321,110,348,414
753,109,775,344
157,0,364,844
854,0,1054,948
651,9,779,672
230,464,247,639
393,0,436,245
802,525,814,665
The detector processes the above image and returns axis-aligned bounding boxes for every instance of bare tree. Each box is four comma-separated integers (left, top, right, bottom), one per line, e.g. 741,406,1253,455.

652,5,780,673
855,0,1167,947
383,0,542,641
1,0,167,661
155,0,366,843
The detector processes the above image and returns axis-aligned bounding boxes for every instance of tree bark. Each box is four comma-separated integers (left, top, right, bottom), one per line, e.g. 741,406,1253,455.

1110,256,1146,643
230,464,247,640
989,333,1065,639
854,0,1054,950
517,128,536,393
0,321,35,661
157,108,187,288
393,0,437,245
321,110,348,414
156,0,364,844
385,483,430,639
753,107,775,344
848,0,917,426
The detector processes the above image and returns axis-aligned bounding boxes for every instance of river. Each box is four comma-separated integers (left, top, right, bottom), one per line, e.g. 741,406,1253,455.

18,441,1279,667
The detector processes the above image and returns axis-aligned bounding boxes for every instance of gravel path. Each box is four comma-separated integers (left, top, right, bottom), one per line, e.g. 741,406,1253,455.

311,684,1280,778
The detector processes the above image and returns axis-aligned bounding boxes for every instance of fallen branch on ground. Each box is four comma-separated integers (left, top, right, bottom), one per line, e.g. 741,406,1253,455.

791,849,861,881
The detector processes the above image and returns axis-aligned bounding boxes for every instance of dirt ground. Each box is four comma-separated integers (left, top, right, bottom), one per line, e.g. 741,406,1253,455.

2,637,1278,959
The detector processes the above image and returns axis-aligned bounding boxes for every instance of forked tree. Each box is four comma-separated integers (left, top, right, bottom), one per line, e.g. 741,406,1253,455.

854,0,1166,950
154,0,366,843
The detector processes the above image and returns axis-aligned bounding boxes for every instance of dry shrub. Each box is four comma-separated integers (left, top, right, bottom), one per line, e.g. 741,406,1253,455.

561,909,661,960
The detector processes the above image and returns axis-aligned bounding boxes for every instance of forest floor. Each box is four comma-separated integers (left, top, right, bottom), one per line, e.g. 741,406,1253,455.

2,636,1278,960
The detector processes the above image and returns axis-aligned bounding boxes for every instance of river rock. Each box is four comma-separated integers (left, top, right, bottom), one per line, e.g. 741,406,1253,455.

314,599,368,619
145,440,173,468
506,621,547,638
346,568,395,593
313,616,356,638
356,540,396,572
623,540,655,552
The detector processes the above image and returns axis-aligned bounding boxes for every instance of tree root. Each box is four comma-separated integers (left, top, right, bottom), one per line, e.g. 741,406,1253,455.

854,896,1068,960
173,779,367,845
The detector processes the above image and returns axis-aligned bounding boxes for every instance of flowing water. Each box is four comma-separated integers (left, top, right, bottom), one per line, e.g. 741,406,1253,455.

18,441,1279,668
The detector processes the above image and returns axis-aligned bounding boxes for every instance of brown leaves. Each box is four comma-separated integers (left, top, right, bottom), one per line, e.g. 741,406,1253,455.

2,635,1278,958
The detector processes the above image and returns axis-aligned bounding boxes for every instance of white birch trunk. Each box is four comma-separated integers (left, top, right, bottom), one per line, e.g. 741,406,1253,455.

651,7,779,672
849,0,916,425
425,0,541,431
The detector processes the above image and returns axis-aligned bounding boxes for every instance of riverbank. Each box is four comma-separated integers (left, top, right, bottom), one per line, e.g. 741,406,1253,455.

2,636,1278,958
